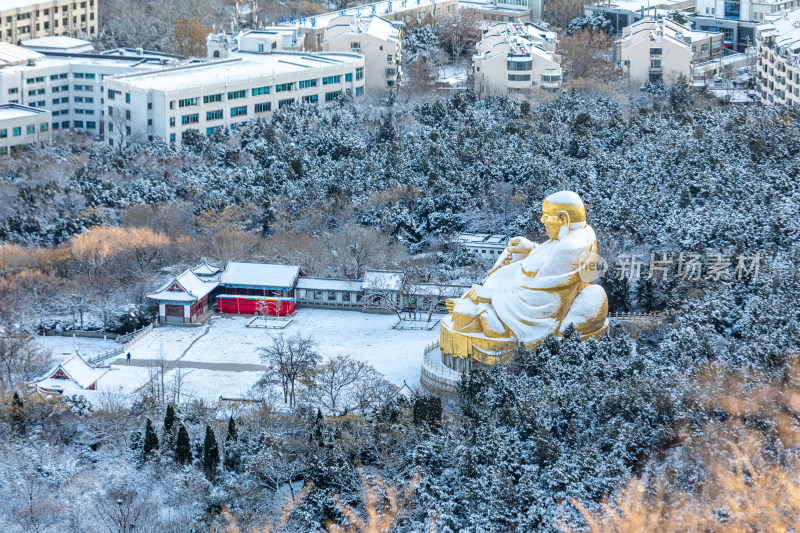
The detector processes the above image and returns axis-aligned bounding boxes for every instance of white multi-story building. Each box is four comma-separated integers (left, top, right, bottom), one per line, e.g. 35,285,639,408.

473,22,561,94
583,0,694,33
756,8,800,105
619,17,724,83
0,0,98,44
278,0,458,49
0,103,51,155
103,52,366,147
0,41,177,136
322,15,401,90
691,0,797,52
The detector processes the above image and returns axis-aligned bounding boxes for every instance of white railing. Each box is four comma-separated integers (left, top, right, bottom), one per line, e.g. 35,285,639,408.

608,312,664,321
420,341,462,394
89,323,155,367
87,346,124,366
116,323,154,348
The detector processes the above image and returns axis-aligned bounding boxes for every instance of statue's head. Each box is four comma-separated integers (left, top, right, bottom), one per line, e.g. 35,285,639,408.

540,191,586,240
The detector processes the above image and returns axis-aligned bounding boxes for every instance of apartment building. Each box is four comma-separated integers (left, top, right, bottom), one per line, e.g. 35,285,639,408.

755,8,800,105
103,52,366,147
0,40,177,136
322,15,401,89
460,0,534,24
583,0,694,33
279,0,458,49
691,0,799,52
0,103,51,155
619,17,724,83
473,22,562,95
1,0,98,44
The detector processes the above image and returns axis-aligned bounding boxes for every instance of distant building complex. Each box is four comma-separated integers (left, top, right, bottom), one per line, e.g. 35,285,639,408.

148,261,470,324
104,49,365,147
0,0,98,44
473,22,562,94
0,38,178,137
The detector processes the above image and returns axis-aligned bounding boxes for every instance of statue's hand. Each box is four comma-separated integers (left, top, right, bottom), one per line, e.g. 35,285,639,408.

445,298,456,314
507,236,536,256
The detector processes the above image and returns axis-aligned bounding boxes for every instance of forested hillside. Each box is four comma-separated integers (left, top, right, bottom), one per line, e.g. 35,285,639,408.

1,90,799,532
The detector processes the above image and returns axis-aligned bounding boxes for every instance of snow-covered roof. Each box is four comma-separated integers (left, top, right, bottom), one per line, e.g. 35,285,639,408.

455,232,509,248
20,36,94,53
107,53,362,92
296,277,364,291
476,22,561,67
408,283,469,298
0,42,43,68
0,103,49,121
760,9,800,63
324,15,400,44
191,261,222,277
147,269,219,303
221,262,301,289
279,0,452,31
33,354,108,392
362,270,404,292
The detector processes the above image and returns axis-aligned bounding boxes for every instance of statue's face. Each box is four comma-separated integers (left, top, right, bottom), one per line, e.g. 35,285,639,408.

540,209,569,240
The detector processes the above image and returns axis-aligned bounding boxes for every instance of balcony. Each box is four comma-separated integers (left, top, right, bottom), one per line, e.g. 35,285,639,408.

385,67,397,78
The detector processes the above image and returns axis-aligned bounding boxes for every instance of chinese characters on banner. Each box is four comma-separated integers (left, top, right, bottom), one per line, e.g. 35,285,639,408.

614,253,761,281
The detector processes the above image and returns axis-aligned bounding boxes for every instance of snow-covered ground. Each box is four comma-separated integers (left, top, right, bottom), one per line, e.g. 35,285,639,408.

40,309,441,403
35,334,120,358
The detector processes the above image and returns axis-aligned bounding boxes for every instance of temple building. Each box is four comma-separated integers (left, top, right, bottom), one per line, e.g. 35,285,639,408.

146,265,220,324
216,262,303,316
31,353,108,393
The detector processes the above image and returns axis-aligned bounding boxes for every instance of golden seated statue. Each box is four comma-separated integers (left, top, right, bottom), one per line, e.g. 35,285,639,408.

441,191,608,365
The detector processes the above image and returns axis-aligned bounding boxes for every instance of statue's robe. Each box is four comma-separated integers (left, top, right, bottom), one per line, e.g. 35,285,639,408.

452,222,606,344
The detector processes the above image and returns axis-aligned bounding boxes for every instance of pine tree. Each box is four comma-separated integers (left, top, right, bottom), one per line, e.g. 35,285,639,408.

164,404,176,434
10,392,24,434
202,424,219,481
310,408,324,444
176,425,192,464
226,416,237,442
143,418,159,457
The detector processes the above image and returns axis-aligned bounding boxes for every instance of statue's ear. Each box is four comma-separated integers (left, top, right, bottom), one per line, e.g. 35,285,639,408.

557,211,570,227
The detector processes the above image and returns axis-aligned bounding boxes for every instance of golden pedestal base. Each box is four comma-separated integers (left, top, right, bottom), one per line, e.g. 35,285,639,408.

440,315,609,367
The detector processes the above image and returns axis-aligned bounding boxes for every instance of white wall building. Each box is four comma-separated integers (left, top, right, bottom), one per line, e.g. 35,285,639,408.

0,103,51,155
619,17,724,84
473,22,562,94
0,0,98,44
104,52,366,147
583,0,694,33
277,0,458,49
0,40,178,136
756,8,800,105
322,15,401,90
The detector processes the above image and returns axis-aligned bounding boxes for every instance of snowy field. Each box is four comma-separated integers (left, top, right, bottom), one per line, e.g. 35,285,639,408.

38,309,441,403
35,334,120,358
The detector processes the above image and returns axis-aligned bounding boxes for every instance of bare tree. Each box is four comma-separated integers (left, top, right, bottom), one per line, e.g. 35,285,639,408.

94,484,160,533
0,337,52,393
435,9,483,60
299,355,380,413
327,225,403,280
559,29,617,82
9,472,63,533
258,333,321,407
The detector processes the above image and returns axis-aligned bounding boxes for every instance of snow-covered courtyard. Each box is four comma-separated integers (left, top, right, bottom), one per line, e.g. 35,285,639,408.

35,309,441,403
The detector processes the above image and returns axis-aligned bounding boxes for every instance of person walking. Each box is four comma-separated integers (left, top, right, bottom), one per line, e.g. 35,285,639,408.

126,352,131,364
